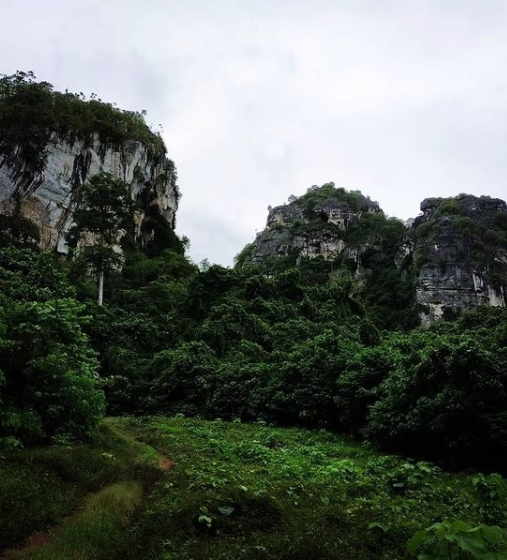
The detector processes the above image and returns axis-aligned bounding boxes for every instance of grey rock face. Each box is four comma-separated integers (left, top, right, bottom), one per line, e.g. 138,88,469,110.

414,195,507,326
0,134,179,252
253,226,347,262
251,189,380,263
247,187,507,327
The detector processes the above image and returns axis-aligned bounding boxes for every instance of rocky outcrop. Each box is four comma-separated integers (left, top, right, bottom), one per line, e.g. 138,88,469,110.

413,195,507,326
243,186,507,328
251,184,381,263
0,134,179,252
241,184,417,329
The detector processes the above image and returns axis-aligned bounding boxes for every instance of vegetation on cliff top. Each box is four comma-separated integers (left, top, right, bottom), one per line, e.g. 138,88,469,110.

0,71,166,173
299,182,378,214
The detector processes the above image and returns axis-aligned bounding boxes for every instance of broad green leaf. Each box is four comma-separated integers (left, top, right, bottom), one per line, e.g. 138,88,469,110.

198,515,212,527
369,522,390,532
408,531,432,553
451,534,485,558
481,526,504,545
452,520,473,532
218,505,235,516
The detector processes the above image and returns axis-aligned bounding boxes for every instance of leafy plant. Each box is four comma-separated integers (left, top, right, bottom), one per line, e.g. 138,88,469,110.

198,506,213,528
408,520,507,560
387,461,440,494
473,474,507,524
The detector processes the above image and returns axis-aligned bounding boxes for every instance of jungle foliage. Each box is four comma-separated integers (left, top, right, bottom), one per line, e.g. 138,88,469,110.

0,246,104,445
2,213,506,472
0,82,506,475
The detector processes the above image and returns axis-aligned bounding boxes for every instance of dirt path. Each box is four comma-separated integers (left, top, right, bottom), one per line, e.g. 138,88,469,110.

1,444,174,560
159,457,173,471
0,499,95,560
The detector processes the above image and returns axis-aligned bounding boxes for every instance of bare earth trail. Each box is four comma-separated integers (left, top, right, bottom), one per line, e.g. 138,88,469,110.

0,431,174,560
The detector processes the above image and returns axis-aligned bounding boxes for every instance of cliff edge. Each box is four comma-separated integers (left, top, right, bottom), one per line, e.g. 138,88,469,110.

0,71,179,253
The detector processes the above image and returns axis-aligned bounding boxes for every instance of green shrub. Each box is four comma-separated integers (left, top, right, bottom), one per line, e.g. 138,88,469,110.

365,334,507,469
473,473,507,525
408,520,507,560
0,247,105,445
435,199,460,216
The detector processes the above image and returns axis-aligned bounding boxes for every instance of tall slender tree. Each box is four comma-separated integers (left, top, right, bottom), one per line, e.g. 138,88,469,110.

68,171,134,305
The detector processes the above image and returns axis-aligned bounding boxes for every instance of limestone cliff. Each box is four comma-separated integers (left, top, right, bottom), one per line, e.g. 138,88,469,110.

241,185,507,328
0,135,178,253
0,72,179,254
412,195,507,326
239,183,416,329
249,183,382,263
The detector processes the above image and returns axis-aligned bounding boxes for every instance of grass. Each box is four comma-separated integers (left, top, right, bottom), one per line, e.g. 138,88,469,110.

112,417,507,560
2,417,507,559
0,420,159,551
8,482,144,560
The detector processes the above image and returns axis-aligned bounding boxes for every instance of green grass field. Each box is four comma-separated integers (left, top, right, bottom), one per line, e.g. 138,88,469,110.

1,417,506,560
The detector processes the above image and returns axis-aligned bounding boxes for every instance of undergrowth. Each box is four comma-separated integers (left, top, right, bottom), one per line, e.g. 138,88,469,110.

114,417,507,560
9,482,144,560
2,417,506,559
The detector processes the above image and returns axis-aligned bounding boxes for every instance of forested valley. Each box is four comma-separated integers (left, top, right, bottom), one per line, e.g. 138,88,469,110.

1,73,507,560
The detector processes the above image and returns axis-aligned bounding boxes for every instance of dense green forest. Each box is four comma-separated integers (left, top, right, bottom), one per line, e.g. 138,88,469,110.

1,200,507,472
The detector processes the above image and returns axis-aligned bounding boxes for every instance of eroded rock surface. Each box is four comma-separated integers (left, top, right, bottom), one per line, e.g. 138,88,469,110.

244,186,507,326
413,195,507,326
0,134,179,252
251,185,380,263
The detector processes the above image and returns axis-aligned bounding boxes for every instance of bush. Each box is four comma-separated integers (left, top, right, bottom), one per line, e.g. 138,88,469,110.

148,342,219,414
0,247,105,445
365,334,507,469
0,298,105,443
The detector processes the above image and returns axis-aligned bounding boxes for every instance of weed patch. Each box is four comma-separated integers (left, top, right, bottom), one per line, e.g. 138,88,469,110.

111,417,507,560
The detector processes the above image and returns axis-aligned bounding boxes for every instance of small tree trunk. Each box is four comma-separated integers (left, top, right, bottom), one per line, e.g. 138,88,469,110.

98,265,104,306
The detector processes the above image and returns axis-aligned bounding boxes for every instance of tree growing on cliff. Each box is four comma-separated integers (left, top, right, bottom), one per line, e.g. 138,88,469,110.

68,172,134,305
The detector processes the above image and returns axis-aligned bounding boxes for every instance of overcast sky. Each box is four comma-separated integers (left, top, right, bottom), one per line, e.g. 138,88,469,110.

2,1,507,265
